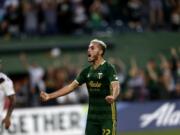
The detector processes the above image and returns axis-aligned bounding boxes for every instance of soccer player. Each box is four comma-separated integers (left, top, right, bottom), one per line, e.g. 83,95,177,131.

40,39,120,135
0,72,16,129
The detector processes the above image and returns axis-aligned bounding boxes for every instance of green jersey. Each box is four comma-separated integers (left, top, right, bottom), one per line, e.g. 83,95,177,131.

75,61,119,121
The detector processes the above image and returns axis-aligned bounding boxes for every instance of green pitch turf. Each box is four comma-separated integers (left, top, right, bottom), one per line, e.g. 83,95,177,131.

120,129,180,135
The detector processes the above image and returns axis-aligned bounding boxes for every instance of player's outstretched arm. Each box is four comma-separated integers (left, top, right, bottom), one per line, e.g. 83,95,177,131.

40,80,79,102
2,94,16,129
105,81,120,104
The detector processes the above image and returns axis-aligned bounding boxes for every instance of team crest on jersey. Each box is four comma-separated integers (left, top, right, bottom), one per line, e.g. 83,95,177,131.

87,73,90,78
97,72,103,79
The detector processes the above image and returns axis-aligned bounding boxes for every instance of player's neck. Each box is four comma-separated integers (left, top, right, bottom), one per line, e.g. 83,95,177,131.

93,57,105,69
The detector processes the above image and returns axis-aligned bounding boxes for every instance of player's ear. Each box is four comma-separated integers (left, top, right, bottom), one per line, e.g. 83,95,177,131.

99,49,103,56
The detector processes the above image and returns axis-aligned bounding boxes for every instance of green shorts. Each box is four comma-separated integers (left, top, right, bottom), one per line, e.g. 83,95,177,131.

85,119,117,135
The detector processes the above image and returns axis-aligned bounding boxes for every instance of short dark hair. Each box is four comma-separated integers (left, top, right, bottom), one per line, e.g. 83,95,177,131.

99,44,106,56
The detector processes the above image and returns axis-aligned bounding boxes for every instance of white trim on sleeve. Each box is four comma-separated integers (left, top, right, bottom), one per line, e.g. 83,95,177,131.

111,81,119,84
74,80,79,85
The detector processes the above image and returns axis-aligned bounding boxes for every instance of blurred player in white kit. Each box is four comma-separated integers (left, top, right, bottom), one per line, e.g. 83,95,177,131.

0,71,16,130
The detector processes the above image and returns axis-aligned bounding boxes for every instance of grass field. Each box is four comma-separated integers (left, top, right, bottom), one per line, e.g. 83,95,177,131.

120,129,180,135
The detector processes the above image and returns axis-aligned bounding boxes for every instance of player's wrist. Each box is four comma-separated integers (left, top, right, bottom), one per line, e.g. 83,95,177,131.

47,94,52,100
112,95,118,101
4,116,10,122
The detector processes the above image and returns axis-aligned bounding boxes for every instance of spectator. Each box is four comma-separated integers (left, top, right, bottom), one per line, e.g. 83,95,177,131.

43,66,58,106
170,82,180,99
14,77,29,108
36,1,45,34
23,2,38,35
170,3,180,31
106,0,122,22
127,58,148,101
159,54,175,99
127,0,144,32
169,48,179,82
0,0,180,37
88,0,110,33
56,0,73,34
175,59,180,82
162,0,175,27
149,0,164,30
72,0,88,34
42,0,57,35
2,2,21,37
19,53,45,107
145,58,161,100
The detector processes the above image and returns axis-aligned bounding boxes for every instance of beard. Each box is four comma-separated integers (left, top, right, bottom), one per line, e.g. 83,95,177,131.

88,57,94,63
88,53,99,63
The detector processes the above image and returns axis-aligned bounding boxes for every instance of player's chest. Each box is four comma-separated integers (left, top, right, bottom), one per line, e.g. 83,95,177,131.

0,86,5,97
86,69,106,81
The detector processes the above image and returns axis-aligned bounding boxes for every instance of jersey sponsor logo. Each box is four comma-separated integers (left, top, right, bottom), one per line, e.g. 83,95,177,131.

89,81,102,88
98,72,103,79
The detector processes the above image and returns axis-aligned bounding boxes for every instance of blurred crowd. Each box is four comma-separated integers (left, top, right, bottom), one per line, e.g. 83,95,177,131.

5,47,179,108
11,53,89,108
116,48,180,102
0,0,180,39
1,0,180,108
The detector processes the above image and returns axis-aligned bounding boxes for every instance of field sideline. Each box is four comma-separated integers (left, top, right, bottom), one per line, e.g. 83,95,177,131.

120,129,180,135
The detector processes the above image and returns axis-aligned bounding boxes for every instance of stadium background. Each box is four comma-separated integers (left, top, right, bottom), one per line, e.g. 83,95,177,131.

0,0,180,135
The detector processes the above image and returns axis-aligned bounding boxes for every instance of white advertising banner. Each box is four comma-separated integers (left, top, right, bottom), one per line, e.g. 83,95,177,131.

0,105,88,135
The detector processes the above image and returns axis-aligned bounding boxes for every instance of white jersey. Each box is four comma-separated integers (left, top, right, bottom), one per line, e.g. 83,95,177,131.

0,72,15,118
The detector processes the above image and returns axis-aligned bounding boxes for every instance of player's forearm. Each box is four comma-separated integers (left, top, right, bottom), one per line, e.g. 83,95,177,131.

112,82,120,100
48,82,78,100
6,95,16,118
112,88,120,100
49,85,72,99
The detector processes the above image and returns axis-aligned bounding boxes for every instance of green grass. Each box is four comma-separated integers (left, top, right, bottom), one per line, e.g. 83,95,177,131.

120,129,180,135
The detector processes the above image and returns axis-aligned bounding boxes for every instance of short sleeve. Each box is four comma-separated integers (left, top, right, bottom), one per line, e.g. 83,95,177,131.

75,68,88,85
3,80,15,96
108,64,119,83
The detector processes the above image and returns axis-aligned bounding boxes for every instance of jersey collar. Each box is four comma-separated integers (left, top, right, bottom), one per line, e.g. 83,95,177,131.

100,60,106,65
91,60,106,70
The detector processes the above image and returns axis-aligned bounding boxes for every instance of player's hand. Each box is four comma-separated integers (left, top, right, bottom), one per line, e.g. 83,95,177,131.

105,95,115,104
40,91,50,102
2,116,11,129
